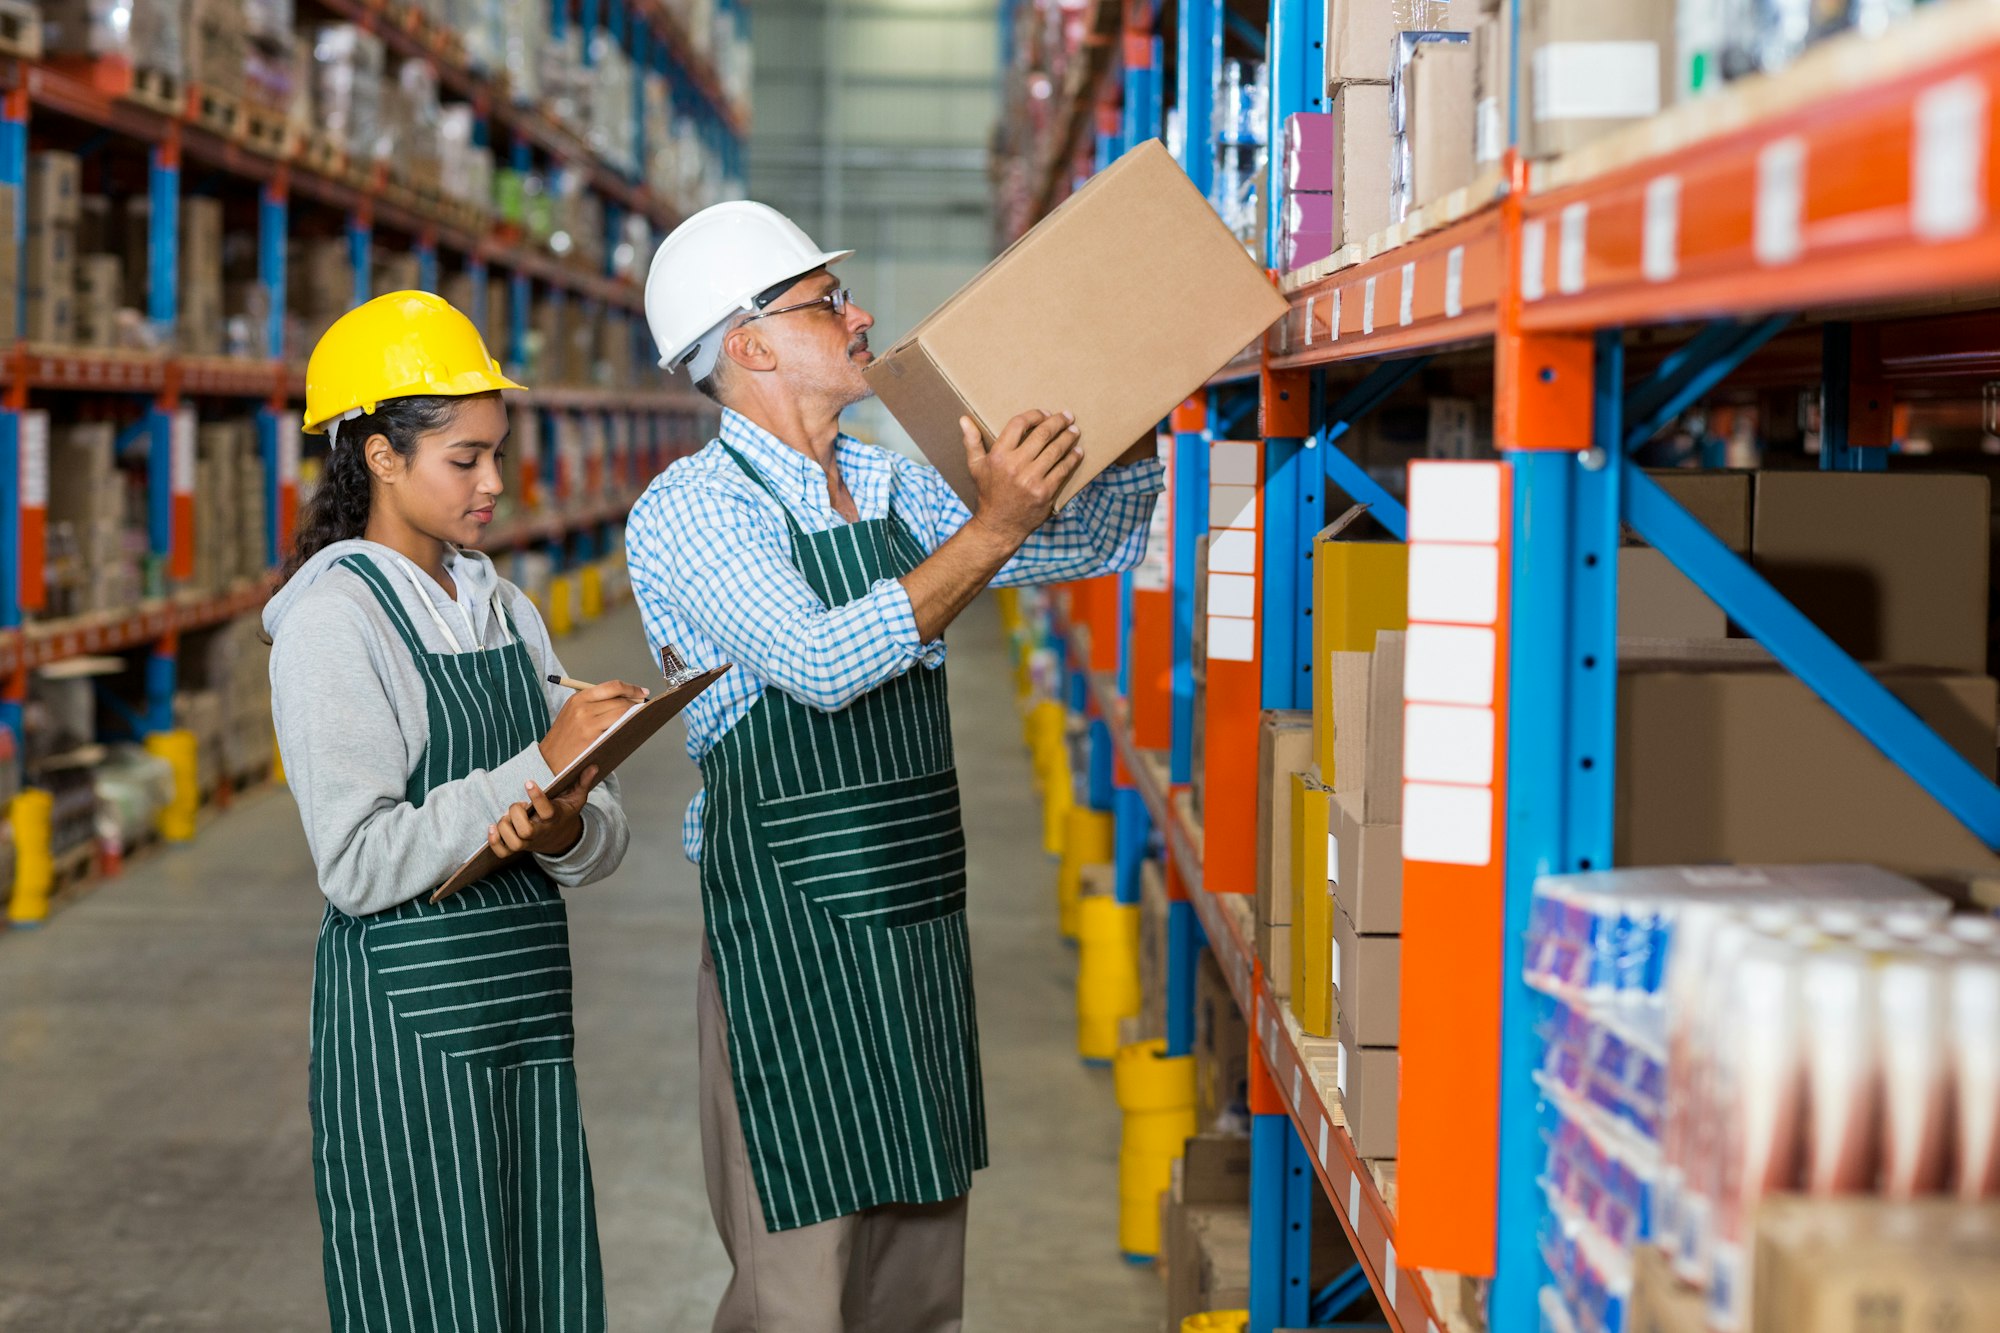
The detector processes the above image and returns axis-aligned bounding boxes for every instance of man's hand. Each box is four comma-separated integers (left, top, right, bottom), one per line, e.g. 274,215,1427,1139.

539,680,648,773
487,768,601,860
959,410,1085,545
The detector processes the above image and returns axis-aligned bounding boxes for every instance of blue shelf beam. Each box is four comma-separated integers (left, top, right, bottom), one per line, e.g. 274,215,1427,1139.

1622,316,1790,455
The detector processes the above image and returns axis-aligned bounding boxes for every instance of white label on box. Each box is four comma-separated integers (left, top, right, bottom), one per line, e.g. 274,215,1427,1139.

1400,261,1416,326
1348,1175,1360,1221
1384,1242,1398,1305
1477,96,1502,165
1210,440,1260,486
1208,615,1257,661
1207,571,1258,618
1319,1118,1329,1165
1533,42,1661,121
1404,623,1497,705
19,410,47,508
1913,76,1988,241
1403,781,1494,866
1304,294,1315,347
1404,702,1497,785
1209,483,1257,531
1406,461,1502,543
1327,830,1339,886
1209,527,1257,573
1362,276,1376,335
171,408,197,496
1755,137,1806,265
1558,202,1588,295
1292,1066,1302,1106
1644,175,1681,282
1331,287,1341,341
1336,1039,1349,1097
1330,933,1342,992
1520,218,1547,301
1408,542,1500,625
280,428,302,484
1445,246,1464,318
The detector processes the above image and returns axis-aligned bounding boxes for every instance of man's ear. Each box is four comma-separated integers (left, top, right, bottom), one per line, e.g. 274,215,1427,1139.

723,322,776,374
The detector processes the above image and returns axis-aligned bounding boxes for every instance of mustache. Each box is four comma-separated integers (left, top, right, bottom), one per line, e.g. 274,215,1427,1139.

848,334,870,355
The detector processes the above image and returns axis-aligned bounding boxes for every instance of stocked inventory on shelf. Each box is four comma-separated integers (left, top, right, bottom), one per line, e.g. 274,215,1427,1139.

998,0,2000,1331
0,0,744,927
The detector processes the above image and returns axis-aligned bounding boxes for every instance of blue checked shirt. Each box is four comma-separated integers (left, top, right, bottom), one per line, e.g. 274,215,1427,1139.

627,408,1165,861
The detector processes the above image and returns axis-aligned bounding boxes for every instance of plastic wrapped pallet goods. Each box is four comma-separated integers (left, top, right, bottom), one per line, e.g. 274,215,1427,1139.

40,0,186,76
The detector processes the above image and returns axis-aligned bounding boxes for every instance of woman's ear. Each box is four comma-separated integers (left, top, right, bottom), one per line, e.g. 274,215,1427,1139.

363,433,401,485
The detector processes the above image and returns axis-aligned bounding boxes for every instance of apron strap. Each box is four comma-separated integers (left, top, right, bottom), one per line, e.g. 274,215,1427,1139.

338,554,433,659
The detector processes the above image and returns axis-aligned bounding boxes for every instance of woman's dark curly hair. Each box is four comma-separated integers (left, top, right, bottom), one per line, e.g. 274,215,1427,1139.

278,395,461,589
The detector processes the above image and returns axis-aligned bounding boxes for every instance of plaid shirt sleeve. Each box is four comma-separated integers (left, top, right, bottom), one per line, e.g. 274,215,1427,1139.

893,455,1166,587
627,475,937,714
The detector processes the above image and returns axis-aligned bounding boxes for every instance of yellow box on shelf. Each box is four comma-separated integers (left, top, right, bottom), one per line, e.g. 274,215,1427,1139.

1287,771,1334,1037
1311,511,1408,783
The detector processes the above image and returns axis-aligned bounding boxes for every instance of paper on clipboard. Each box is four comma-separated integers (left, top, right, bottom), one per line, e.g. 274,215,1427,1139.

432,651,729,901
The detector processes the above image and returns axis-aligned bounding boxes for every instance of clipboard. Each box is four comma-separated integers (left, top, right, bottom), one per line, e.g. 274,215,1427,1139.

433,656,731,901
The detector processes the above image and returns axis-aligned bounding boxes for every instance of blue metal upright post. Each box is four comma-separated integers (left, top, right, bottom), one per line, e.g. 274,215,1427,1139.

146,144,180,573
347,213,372,307
415,236,439,293
0,89,24,649
469,256,490,333
1248,1114,1314,1333
258,181,288,569
1821,322,1890,471
1492,330,1625,1327
1170,402,1210,785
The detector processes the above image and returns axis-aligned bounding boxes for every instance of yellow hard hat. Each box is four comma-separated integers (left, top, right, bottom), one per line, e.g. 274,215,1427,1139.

302,290,525,434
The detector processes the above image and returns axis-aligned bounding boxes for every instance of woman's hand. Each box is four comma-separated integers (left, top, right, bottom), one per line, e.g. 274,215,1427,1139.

540,680,648,773
487,768,601,861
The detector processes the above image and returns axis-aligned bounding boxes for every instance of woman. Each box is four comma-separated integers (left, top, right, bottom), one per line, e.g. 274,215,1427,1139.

264,290,641,1331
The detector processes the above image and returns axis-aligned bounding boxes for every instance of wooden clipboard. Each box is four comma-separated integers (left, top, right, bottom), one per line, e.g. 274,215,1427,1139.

432,662,731,901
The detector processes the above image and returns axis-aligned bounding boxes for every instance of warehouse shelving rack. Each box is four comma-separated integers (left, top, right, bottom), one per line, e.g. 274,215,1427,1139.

0,0,743,885
1010,1,2000,1330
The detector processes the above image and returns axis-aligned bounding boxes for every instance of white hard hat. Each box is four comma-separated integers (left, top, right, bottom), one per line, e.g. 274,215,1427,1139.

644,201,853,380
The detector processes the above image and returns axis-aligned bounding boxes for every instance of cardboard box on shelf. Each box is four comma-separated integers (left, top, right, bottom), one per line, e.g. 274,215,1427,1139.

1330,82,1394,246
1332,902,1400,1047
1256,710,1313,994
868,141,1286,513
1631,1245,1708,1333
25,288,75,346
0,185,19,341
1336,1012,1397,1158
1331,787,1402,935
1289,771,1335,1037
1620,547,1727,639
76,255,122,349
1194,950,1249,1128
27,152,81,228
1749,472,1989,673
1405,39,1477,213
1619,654,2000,877
26,222,76,281
1750,1197,2000,1333
187,0,251,99
1326,0,1471,85
1165,1203,1251,1331
1312,516,1407,784
1328,629,1405,826
1519,0,1677,158
1284,111,1335,193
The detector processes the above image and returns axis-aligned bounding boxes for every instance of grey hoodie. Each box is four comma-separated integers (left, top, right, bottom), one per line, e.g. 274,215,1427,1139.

264,539,629,917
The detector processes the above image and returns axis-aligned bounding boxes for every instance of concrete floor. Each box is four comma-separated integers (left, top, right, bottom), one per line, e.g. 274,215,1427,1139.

0,595,1160,1332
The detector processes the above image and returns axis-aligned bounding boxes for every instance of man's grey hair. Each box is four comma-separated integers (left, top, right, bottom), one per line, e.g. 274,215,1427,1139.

693,311,751,404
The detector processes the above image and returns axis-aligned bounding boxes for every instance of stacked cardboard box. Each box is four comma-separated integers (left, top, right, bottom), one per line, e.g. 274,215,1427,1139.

1517,0,1677,159
1279,113,1337,272
1254,711,1312,994
76,253,122,349
311,24,387,160
291,236,357,353
192,418,264,592
0,183,18,342
27,152,80,346
180,615,274,786
1194,950,1247,1130
181,196,225,356
43,420,144,617
185,0,249,100
1162,1135,1252,1330
1395,35,1475,219
175,687,226,796
1138,858,1169,1044
40,0,186,77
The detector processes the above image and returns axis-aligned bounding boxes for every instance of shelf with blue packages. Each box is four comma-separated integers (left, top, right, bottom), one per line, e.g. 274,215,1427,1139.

0,1,744,928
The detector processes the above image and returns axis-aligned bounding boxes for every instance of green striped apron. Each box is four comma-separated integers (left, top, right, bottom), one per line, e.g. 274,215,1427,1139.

309,553,605,1333
700,444,987,1234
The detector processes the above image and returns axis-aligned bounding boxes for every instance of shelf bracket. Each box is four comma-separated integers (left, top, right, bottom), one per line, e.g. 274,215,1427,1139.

1624,465,2000,849
1821,321,1892,470
1317,355,1430,540
1622,315,1790,455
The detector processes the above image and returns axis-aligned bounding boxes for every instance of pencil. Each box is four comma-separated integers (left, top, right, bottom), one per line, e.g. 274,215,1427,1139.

546,675,596,691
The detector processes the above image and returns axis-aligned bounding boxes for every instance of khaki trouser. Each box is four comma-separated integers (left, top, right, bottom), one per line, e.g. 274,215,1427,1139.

699,950,969,1333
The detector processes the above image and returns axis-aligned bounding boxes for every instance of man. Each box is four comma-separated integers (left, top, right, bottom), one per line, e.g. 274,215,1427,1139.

626,200,1163,1331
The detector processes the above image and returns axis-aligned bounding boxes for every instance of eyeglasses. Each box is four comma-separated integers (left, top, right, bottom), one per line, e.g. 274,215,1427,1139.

743,287,853,325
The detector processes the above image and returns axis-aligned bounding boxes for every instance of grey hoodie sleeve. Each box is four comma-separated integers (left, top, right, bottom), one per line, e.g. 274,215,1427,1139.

508,586,631,889
272,595,569,916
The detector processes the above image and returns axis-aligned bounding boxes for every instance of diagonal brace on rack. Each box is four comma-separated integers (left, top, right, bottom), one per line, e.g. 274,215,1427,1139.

1624,463,2000,849
1319,356,1430,540
1623,316,1791,455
